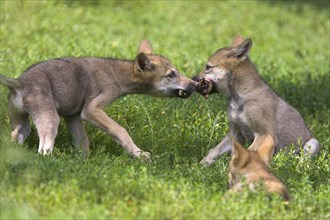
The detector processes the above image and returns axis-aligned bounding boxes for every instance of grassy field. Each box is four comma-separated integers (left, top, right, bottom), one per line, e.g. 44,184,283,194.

1,0,329,219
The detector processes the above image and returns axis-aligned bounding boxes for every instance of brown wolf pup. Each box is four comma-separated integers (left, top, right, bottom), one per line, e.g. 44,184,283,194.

0,40,197,160
194,36,320,166
228,135,290,201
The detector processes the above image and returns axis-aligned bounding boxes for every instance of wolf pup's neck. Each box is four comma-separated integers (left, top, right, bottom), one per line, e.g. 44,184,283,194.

101,58,146,95
227,60,264,101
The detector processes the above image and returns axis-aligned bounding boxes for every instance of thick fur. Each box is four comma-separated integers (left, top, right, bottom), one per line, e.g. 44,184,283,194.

194,36,320,166
0,40,197,160
229,135,290,201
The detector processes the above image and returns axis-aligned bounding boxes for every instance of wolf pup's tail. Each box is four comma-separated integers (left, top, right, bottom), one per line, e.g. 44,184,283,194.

0,74,22,89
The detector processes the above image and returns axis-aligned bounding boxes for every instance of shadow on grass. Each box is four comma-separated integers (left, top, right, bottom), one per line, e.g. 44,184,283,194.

59,0,330,11
264,73,330,118
59,0,135,8
265,0,330,11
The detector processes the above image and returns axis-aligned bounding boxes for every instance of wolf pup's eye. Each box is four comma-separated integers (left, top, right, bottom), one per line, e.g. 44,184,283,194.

205,65,212,71
167,70,176,78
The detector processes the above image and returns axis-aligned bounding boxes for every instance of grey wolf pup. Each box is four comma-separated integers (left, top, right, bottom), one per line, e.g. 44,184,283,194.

229,135,290,201
194,36,320,166
0,40,196,160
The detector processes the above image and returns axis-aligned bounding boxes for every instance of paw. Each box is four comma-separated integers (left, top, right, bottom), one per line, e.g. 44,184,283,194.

38,145,54,155
11,129,19,141
200,157,214,167
11,128,31,144
17,134,26,144
38,148,53,155
138,151,152,163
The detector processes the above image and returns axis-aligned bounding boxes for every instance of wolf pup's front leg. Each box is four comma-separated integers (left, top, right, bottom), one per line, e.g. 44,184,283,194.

81,104,151,161
200,134,232,166
200,120,245,166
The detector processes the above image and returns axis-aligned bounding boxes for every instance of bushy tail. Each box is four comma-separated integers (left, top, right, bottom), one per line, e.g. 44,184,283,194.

303,138,320,156
0,74,22,89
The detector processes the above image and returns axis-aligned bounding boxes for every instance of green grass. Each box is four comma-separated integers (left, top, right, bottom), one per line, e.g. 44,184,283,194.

1,0,329,219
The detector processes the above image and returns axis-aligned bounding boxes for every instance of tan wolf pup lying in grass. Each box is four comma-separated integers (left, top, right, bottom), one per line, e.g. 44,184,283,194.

0,40,197,160
228,135,290,201
194,36,320,166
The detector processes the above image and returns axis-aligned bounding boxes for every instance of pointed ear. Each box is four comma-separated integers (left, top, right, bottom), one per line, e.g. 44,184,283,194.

138,39,154,55
230,135,249,165
135,53,155,73
257,135,275,166
231,35,245,47
227,38,253,61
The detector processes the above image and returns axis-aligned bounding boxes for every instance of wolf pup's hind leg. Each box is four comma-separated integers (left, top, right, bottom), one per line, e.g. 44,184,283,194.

32,112,60,155
10,116,30,144
10,115,31,144
8,93,31,144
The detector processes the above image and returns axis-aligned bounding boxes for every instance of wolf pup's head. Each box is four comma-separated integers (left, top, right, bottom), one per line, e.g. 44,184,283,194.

134,40,197,98
228,135,274,188
193,36,253,98
228,135,290,201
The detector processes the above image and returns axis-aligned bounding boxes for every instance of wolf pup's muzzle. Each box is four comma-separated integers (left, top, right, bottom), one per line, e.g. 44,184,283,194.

174,83,196,99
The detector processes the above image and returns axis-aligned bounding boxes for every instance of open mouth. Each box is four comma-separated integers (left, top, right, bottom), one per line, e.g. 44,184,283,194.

175,89,188,98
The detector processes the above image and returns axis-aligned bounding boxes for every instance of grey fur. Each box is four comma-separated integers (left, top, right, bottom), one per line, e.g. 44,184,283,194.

1,40,197,160
195,36,320,166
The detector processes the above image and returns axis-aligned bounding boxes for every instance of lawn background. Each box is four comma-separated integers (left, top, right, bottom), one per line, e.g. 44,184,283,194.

0,0,329,219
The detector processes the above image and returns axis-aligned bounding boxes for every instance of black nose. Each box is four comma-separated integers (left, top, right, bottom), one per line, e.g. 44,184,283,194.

192,75,202,82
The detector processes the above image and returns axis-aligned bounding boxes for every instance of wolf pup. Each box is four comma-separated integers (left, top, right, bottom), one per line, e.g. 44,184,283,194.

194,36,320,166
228,135,290,201
0,40,196,160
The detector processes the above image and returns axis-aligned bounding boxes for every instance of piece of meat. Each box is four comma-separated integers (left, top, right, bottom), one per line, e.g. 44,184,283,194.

196,77,213,99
